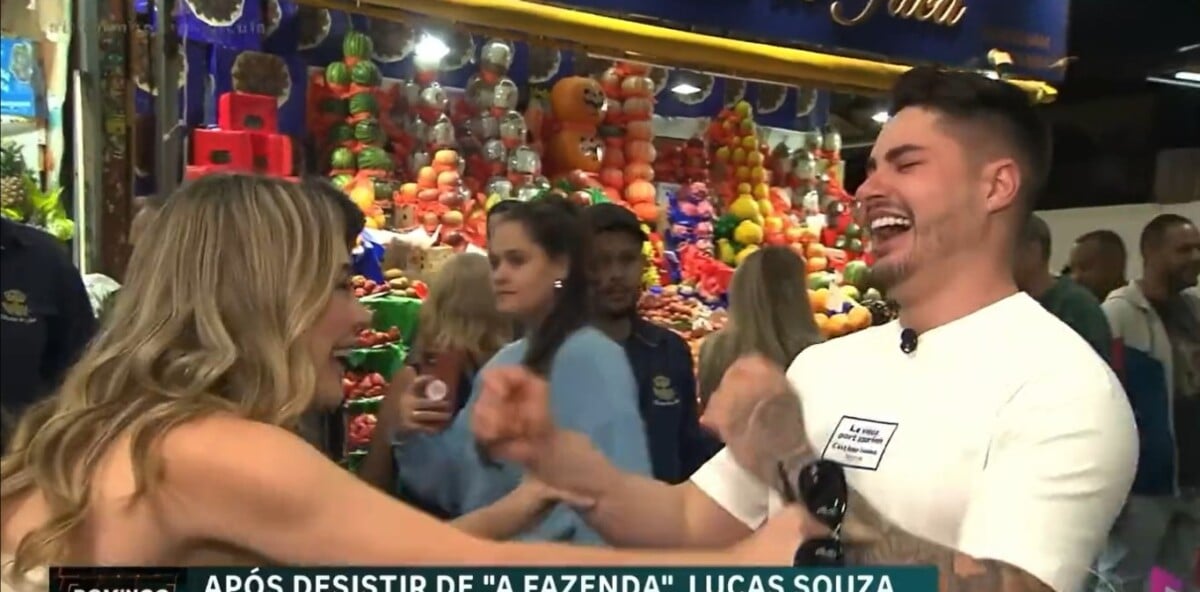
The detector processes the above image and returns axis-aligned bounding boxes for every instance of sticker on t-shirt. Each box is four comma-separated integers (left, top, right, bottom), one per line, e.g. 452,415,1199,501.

821,416,898,471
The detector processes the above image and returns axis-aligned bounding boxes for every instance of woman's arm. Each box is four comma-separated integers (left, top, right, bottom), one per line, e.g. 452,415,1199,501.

451,479,593,540
156,414,807,565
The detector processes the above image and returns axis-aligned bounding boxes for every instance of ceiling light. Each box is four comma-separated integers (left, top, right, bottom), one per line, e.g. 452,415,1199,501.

1174,71,1200,82
671,83,701,95
414,33,450,62
871,111,890,124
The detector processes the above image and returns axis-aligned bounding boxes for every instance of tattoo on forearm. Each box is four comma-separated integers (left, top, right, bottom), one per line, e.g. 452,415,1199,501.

843,488,1050,592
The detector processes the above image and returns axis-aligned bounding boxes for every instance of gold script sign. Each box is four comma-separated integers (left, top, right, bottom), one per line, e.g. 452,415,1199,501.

818,0,968,27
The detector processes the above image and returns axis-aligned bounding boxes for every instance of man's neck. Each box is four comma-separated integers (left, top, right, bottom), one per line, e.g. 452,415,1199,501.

895,255,1019,334
1024,269,1057,300
1138,274,1173,303
594,315,634,342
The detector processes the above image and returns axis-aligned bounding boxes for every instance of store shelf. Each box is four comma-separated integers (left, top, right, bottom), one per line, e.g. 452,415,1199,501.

296,0,1058,103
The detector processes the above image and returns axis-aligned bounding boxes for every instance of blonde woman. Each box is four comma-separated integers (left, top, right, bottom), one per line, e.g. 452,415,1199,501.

0,174,806,576
697,246,824,407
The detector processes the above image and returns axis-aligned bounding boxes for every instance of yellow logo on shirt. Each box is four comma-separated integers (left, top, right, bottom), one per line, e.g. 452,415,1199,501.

1,289,32,322
652,375,678,405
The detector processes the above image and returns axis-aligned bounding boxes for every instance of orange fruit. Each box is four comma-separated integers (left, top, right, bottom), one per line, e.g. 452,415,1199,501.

814,313,830,336
827,313,850,337
806,256,828,273
810,288,828,313
806,242,826,258
847,306,871,330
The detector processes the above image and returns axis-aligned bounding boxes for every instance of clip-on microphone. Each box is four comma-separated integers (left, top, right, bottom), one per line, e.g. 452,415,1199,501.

899,328,918,354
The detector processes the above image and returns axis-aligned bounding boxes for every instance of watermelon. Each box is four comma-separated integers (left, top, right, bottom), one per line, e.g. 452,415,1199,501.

330,123,355,145
373,180,395,197
343,31,373,60
330,147,356,170
357,147,393,171
331,174,355,189
324,62,351,86
318,97,347,117
350,61,381,87
348,92,378,116
842,260,871,291
354,118,382,144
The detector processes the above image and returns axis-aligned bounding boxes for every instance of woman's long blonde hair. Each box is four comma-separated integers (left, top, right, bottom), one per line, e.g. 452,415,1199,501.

0,174,352,571
415,253,510,367
697,246,823,405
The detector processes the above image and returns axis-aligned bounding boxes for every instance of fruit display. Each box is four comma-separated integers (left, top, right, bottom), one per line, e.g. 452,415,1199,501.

351,274,390,297
382,268,428,299
342,370,388,400
1,143,30,218
0,143,74,241
346,413,378,449
394,149,478,241
355,326,401,348
638,284,727,368
595,64,659,224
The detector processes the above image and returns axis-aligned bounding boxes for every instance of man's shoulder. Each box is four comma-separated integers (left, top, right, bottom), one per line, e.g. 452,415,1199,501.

2,220,71,261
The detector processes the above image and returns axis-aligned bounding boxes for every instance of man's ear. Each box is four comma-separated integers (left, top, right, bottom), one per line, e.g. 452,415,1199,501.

981,157,1021,214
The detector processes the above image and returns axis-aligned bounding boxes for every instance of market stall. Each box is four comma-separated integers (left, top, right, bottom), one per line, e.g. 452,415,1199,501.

128,0,1068,461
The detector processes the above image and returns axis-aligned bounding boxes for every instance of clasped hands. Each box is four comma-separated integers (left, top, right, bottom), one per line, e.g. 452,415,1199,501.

471,355,829,564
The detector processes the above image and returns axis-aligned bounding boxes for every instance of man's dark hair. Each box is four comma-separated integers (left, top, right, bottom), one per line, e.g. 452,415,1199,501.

1075,229,1127,261
1018,213,1052,262
488,198,520,220
581,202,647,245
1140,213,1194,255
302,177,364,247
890,67,1052,214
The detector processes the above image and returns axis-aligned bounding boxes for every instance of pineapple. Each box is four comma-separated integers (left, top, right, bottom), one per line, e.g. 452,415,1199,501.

1,143,30,214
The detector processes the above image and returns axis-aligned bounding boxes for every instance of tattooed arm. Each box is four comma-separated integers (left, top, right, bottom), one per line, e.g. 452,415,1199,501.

841,488,1052,592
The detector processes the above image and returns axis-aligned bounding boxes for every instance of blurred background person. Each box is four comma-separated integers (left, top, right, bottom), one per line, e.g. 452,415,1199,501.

696,246,823,407
0,216,95,452
390,196,652,545
1013,214,1112,361
582,203,720,484
359,252,510,497
1096,214,1200,592
1069,229,1128,303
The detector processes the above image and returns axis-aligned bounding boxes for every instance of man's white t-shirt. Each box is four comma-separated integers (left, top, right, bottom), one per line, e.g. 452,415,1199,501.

691,293,1137,592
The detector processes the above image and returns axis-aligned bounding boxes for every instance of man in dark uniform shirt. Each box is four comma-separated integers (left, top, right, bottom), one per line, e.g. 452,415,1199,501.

0,218,96,447
1013,213,1113,362
582,203,720,483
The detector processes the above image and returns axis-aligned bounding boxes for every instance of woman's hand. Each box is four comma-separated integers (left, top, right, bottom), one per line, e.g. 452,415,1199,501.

518,476,595,512
730,505,830,566
380,368,454,437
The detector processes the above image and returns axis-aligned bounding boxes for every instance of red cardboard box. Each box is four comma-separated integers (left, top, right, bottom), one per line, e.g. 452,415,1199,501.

191,128,253,170
218,92,278,133
249,132,293,177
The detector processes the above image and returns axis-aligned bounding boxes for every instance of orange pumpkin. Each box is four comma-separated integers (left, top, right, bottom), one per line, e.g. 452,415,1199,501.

624,162,654,183
625,140,656,164
599,167,624,188
620,76,655,98
545,131,603,174
632,201,659,224
625,179,656,204
626,120,653,141
623,97,653,120
550,76,606,126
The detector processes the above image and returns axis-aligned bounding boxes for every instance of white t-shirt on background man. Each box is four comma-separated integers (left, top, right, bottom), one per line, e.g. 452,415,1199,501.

692,293,1137,592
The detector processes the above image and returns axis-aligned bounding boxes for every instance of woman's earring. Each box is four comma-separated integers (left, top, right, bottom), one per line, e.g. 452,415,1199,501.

553,279,563,289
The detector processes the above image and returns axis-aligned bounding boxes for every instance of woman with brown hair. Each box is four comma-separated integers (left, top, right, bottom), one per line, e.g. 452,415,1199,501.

697,246,824,407
0,174,805,580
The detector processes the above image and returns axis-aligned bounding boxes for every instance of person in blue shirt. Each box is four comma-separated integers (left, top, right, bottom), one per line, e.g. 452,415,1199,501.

392,195,652,544
581,203,721,484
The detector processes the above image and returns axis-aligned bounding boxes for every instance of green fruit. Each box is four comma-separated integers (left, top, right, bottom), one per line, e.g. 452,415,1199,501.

842,260,871,291
373,180,394,197
847,238,863,253
807,272,834,290
348,92,377,116
343,31,373,60
351,61,381,87
330,147,356,170
844,222,863,239
319,97,347,117
863,287,883,303
357,146,393,171
331,174,354,189
324,61,351,86
330,123,355,144
354,118,382,144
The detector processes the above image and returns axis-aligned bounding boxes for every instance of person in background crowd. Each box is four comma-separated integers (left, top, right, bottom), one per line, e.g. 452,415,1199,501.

581,203,720,484
0,217,96,450
1013,214,1113,361
0,173,807,574
472,67,1137,592
1097,214,1200,592
1069,229,1128,303
359,253,510,496
392,196,654,545
696,246,823,407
